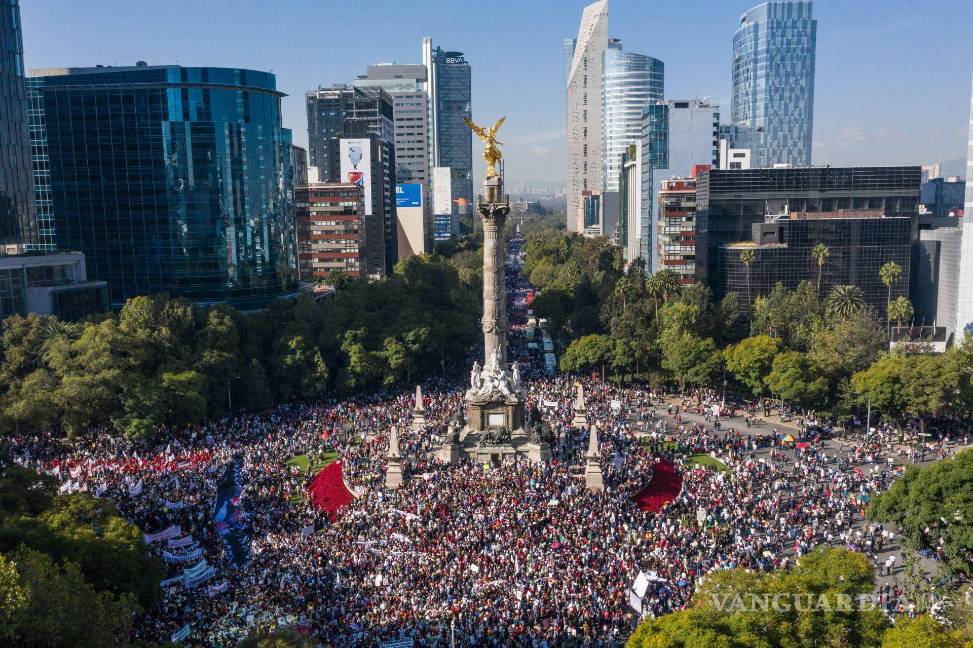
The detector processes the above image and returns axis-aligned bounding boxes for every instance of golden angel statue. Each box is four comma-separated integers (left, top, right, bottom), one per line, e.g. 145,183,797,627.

464,116,506,178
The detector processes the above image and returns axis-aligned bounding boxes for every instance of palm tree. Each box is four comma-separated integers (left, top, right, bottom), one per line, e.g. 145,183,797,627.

655,269,680,304
825,285,866,320
740,248,756,310
613,276,632,313
645,273,662,320
811,243,830,296
879,261,903,333
887,296,914,329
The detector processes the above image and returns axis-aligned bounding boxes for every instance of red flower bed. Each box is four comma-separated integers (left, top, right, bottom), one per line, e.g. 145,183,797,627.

307,460,353,521
632,460,683,513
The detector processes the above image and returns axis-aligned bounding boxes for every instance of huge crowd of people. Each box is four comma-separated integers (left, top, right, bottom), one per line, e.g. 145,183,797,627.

5,237,961,646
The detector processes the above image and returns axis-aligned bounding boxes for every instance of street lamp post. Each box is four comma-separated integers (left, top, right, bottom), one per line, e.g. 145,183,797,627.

865,399,871,442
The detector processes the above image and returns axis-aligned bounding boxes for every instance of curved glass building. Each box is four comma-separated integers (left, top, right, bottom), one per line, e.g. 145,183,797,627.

602,40,663,193
0,0,37,247
28,64,290,307
731,1,816,168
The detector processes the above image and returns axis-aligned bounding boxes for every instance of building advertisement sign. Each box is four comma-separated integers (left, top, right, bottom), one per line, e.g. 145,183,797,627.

339,138,372,216
396,183,422,208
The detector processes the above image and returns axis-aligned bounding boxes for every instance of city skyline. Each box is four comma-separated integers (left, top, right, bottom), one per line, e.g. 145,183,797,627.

17,0,973,186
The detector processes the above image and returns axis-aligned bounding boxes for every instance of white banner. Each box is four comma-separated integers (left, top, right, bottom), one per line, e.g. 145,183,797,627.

206,580,229,597
628,589,642,613
633,572,650,599
171,624,191,643
162,547,204,564
184,565,216,589
167,535,195,549
144,525,182,544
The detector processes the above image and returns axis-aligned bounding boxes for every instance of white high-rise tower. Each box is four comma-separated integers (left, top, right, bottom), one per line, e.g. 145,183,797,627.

565,0,608,232
955,75,973,337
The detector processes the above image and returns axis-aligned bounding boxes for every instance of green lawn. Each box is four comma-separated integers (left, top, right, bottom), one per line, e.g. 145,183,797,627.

287,452,338,476
687,453,729,472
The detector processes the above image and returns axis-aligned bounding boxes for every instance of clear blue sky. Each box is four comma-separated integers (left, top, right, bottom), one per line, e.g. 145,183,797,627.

20,0,973,185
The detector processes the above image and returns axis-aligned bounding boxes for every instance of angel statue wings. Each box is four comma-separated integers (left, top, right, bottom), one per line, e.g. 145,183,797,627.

464,116,506,178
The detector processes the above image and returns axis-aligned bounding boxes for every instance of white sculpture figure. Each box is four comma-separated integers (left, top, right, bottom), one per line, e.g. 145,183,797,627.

488,347,503,372
511,362,521,390
470,361,482,389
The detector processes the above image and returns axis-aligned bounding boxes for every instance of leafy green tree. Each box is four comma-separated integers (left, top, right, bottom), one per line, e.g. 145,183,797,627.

750,282,822,350
764,351,830,412
2,546,138,648
723,335,781,398
160,370,209,426
627,548,888,648
0,552,27,640
0,490,163,608
881,615,970,648
560,334,615,378
661,330,720,392
810,308,887,385
239,626,316,648
869,448,973,576
339,328,379,391
851,353,910,422
610,338,636,381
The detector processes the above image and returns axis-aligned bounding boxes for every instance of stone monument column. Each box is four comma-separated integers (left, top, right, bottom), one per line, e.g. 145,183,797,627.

479,176,509,364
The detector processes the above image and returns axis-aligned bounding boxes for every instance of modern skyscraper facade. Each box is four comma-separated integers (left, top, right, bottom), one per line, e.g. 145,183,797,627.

354,64,430,186
305,84,396,276
565,0,608,232
0,0,38,249
618,142,642,265
355,64,432,255
913,226,961,336
602,39,663,194
643,100,719,272
716,211,914,319
956,76,973,336
28,64,291,308
695,166,921,317
731,0,816,168
421,38,472,214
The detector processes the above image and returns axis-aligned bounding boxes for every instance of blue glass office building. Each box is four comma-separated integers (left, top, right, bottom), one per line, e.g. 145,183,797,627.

603,40,663,194
423,41,473,211
731,1,816,167
28,64,290,307
0,0,38,247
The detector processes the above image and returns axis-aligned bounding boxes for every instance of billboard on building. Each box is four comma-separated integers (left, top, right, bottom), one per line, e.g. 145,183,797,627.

396,183,426,259
432,166,452,216
396,183,422,208
339,138,372,216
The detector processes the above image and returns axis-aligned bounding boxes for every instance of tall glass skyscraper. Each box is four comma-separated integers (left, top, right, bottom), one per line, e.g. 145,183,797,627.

422,39,472,213
955,75,973,336
602,40,663,194
0,0,37,248
565,0,608,232
731,1,816,167
28,64,291,308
